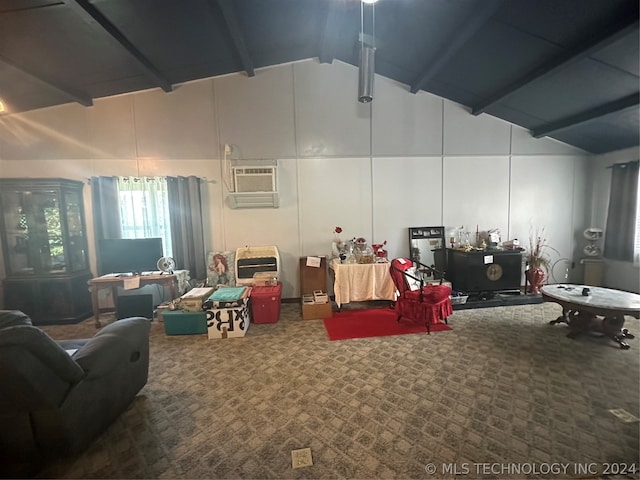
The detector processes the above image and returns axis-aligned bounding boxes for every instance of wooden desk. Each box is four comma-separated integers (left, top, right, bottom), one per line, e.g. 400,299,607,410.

541,284,640,349
330,259,396,309
88,273,178,327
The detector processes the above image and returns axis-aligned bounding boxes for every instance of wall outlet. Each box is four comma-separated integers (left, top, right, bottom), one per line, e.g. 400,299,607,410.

291,448,313,468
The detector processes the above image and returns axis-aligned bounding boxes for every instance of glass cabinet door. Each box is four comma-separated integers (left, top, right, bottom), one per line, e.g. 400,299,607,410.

0,182,88,276
1,189,65,274
0,190,32,275
64,189,88,272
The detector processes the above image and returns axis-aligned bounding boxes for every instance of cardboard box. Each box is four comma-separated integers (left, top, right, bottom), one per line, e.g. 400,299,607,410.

163,310,208,335
299,256,332,320
180,287,215,312
252,272,279,286
302,302,332,320
205,298,250,339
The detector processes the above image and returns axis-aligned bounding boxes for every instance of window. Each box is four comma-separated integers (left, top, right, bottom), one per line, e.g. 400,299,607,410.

117,177,172,258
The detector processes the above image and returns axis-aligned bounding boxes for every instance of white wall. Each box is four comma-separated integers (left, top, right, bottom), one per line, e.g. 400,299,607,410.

589,146,640,293
0,59,596,300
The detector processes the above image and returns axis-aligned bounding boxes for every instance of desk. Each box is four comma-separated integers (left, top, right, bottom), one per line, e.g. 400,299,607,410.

541,284,640,349
88,273,181,327
330,259,395,309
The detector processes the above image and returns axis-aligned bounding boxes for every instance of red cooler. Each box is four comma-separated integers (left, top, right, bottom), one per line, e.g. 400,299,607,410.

251,282,282,323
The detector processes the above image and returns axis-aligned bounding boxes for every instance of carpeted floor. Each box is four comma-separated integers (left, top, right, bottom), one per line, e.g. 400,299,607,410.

36,301,640,479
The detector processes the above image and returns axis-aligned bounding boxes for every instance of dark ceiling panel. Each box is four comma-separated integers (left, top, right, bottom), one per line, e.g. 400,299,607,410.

531,94,639,138
375,0,478,79
0,0,637,154
480,103,548,132
0,62,78,113
430,22,564,96
550,107,640,154
493,0,638,47
93,0,241,77
590,29,640,76
235,0,325,67
503,58,639,120
0,4,143,88
0,0,63,12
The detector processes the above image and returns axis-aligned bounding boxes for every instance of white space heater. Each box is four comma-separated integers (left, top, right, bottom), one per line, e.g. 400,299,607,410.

235,245,280,286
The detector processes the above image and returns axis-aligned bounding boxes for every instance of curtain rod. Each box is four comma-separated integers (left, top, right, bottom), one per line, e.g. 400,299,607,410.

605,159,639,169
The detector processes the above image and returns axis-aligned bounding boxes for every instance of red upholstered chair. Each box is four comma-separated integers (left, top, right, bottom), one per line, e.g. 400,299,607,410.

390,258,453,333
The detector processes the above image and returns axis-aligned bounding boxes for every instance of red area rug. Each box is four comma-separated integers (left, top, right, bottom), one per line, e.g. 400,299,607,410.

323,307,452,341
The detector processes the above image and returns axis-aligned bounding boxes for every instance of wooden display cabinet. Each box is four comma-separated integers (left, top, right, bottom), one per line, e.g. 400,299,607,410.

0,178,92,324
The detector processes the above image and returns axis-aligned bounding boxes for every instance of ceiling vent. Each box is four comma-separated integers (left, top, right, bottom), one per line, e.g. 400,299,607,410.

228,163,279,209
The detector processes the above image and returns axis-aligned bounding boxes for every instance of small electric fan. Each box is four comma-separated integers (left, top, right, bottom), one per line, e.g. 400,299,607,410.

157,256,176,274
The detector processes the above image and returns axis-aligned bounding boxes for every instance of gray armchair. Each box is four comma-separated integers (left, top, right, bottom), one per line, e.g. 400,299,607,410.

0,310,151,477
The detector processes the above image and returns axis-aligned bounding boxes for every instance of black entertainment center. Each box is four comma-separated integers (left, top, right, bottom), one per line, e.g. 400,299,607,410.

447,248,523,296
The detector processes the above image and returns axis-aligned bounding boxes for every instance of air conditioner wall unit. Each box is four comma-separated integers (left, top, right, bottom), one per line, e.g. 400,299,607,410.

232,166,277,193
228,164,279,208
229,192,279,209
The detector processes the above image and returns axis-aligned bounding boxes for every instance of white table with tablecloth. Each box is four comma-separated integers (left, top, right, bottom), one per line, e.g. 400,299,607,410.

329,259,396,309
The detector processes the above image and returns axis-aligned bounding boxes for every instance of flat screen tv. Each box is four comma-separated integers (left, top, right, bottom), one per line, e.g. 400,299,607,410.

98,238,164,275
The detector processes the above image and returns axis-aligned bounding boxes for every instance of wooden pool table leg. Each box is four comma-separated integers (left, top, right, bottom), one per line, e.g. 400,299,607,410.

549,308,570,325
603,315,634,350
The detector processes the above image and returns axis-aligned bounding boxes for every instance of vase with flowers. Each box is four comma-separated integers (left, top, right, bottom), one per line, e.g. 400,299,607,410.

332,226,346,260
525,227,558,294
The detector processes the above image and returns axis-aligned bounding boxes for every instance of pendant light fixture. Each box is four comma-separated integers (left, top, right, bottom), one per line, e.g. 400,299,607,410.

358,0,377,103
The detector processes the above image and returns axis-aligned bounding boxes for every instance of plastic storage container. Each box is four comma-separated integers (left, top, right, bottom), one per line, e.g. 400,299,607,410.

250,282,282,323
162,310,208,335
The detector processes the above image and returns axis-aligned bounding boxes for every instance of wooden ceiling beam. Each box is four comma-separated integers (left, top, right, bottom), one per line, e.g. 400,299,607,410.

531,93,639,138
66,0,172,92
472,18,639,115
215,0,255,77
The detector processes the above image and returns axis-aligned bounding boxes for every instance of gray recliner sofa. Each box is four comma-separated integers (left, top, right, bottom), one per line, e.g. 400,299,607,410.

0,310,151,477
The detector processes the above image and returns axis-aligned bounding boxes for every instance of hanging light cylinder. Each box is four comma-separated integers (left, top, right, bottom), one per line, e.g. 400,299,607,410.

357,0,375,103
358,42,375,103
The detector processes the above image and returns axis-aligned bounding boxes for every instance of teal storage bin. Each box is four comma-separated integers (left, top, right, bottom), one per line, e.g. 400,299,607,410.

163,310,207,335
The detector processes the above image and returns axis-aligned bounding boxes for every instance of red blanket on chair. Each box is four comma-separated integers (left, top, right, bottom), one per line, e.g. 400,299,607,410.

396,286,453,326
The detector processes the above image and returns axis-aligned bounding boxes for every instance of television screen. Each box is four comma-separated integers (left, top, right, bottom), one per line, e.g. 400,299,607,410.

98,238,164,275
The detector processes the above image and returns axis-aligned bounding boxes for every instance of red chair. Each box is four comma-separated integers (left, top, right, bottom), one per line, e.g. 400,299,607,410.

390,258,452,333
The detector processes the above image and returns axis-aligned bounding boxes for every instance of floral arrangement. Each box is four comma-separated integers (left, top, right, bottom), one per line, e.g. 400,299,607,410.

332,226,347,258
526,226,558,271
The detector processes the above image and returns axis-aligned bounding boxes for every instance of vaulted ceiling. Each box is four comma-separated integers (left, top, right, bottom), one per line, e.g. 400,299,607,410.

0,0,638,154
